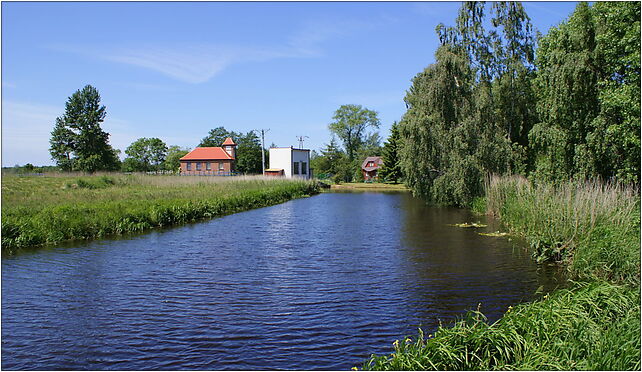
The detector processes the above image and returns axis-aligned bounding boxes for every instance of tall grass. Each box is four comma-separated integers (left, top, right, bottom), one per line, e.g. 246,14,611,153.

363,175,640,370
1,174,319,254
485,175,640,284
363,281,640,370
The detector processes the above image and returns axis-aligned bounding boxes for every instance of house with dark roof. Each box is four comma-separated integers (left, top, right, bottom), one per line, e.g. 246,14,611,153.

361,156,384,181
179,137,237,175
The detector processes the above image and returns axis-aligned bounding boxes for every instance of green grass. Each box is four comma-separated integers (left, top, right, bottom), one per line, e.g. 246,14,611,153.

363,281,640,371
485,175,640,284
1,173,319,254
362,175,640,370
330,182,409,190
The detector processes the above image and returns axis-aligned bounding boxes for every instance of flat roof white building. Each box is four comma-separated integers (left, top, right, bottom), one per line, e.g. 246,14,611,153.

268,147,311,179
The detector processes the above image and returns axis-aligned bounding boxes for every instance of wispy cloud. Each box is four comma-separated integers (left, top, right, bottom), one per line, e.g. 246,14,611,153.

50,15,389,85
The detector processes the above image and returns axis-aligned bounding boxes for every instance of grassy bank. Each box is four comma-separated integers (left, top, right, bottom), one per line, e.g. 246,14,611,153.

363,176,640,370
330,182,409,191
1,173,319,255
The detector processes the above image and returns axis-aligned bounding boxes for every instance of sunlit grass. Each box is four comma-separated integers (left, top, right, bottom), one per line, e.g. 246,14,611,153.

1,173,319,254
485,175,640,284
363,281,640,371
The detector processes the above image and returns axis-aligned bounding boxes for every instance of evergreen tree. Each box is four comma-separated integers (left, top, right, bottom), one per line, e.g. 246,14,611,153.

379,122,403,183
49,85,120,172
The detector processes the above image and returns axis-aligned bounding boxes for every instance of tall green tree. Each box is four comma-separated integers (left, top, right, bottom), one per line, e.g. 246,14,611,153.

235,131,262,174
329,104,381,161
49,117,75,171
49,85,120,172
379,122,403,183
199,127,231,147
164,146,190,172
437,1,537,172
531,2,640,183
123,137,168,172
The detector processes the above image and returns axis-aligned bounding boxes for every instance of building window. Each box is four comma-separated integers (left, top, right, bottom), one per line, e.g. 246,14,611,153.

196,162,201,171
301,162,307,175
293,161,299,175
219,163,225,172
206,162,211,170
186,162,191,171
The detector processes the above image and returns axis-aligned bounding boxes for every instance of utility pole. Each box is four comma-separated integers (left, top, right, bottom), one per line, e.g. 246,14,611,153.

254,129,269,175
296,135,309,149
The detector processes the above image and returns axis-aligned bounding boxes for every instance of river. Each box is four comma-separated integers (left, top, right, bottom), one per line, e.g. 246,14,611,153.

1,191,563,370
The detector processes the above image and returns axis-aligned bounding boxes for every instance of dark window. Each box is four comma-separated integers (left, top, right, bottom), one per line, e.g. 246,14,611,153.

301,162,307,175
196,162,201,170
293,161,299,175
206,162,211,170
186,162,192,171
219,163,225,171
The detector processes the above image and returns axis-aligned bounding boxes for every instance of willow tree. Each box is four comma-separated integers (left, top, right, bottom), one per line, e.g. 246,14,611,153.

531,2,640,183
400,1,533,206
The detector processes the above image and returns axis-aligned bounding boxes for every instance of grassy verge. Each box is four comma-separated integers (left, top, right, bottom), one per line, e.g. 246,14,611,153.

330,182,409,191
1,173,319,255
363,175,640,370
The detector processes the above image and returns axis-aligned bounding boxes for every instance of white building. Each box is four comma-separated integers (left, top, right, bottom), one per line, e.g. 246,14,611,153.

267,147,311,179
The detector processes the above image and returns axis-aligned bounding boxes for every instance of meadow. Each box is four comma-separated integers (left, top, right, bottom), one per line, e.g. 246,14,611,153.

363,176,640,370
1,173,319,255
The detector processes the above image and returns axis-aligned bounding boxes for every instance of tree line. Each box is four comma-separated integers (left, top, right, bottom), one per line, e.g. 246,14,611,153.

398,1,639,206
49,85,265,174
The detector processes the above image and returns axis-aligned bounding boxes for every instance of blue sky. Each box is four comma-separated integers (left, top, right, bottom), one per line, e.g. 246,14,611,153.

2,1,578,167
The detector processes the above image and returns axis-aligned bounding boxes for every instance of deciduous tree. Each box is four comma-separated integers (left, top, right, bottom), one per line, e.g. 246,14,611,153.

124,137,168,172
329,104,381,161
49,85,120,172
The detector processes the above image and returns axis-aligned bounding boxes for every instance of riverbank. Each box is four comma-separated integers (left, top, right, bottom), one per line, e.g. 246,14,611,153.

1,174,319,255
330,182,409,191
363,175,640,370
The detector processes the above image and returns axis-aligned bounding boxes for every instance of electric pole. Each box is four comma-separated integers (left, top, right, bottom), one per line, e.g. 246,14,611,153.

254,129,270,175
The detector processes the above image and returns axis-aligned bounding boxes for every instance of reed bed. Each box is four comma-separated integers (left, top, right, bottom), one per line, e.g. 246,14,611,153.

1,174,319,254
363,176,640,370
484,175,640,284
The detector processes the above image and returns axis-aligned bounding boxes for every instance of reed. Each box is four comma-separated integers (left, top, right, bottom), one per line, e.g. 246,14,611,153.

363,176,640,370
484,175,640,284
1,174,319,254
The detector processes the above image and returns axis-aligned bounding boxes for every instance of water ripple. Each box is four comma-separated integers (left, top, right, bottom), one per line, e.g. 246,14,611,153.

2,192,563,370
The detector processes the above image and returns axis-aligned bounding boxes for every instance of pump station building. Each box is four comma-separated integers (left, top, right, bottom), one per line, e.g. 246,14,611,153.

266,147,311,179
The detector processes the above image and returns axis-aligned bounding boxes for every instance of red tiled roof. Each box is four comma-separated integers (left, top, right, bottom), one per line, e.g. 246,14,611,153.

222,137,236,146
180,147,232,161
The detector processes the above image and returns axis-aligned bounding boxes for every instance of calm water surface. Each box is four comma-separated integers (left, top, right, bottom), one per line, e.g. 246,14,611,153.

2,192,563,370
